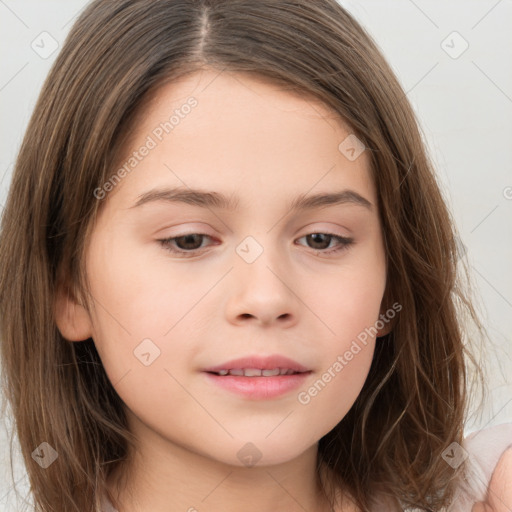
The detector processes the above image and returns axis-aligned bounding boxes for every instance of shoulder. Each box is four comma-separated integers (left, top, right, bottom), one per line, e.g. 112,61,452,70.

465,422,512,457
448,422,512,511
463,422,512,487
365,423,512,512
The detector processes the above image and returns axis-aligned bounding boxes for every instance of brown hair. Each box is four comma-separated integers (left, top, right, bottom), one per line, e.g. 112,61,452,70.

0,1,489,511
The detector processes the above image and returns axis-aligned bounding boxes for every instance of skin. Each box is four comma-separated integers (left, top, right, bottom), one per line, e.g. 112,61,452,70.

55,69,392,512
472,447,512,512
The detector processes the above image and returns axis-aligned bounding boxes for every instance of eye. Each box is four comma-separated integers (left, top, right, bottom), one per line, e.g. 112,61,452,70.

295,232,354,255
157,231,354,258
158,233,215,256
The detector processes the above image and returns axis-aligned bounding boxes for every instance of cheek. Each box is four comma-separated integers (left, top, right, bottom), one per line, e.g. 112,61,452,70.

311,256,386,347
85,232,195,337
292,265,384,428
292,325,376,453
297,338,375,418
84,231,218,388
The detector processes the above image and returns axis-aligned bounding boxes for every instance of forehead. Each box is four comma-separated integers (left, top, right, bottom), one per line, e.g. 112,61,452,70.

146,69,342,126
105,69,375,213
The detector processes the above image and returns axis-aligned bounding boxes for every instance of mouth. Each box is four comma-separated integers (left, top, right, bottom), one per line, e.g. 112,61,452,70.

203,369,311,400
202,355,312,399
207,368,308,377
203,354,311,375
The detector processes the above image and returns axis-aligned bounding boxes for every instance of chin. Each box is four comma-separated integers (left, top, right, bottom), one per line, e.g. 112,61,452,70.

207,434,318,469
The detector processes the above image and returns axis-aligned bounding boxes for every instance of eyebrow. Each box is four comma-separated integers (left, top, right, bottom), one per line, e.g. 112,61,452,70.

130,187,373,212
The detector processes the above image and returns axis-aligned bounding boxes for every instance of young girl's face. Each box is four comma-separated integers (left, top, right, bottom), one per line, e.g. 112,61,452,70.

62,69,388,468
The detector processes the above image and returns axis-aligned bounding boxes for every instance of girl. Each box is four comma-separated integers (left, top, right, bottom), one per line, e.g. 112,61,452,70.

0,1,510,511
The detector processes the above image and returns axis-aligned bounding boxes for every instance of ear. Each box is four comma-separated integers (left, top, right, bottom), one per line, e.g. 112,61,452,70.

54,280,93,342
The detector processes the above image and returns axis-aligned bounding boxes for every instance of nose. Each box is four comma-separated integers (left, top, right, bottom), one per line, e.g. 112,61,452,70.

224,249,299,328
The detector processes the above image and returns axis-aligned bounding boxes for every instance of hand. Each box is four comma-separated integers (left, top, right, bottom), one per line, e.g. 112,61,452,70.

472,447,512,512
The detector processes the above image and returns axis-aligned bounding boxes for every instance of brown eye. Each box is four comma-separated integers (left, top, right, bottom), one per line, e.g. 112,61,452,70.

172,234,205,251
305,233,333,250
296,233,354,254
157,231,353,259
158,233,214,257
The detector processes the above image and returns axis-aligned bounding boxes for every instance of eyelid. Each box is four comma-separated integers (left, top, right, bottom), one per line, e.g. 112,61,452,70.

157,230,354,258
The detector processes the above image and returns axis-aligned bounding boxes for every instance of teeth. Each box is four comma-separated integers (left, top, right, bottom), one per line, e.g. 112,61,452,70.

215,368,299,377
243,368,262,377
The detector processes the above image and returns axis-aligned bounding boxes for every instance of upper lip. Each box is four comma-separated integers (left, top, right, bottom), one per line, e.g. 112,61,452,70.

203,354,311,373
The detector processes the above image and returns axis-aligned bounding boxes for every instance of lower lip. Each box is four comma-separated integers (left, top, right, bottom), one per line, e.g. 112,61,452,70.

203,372,311,400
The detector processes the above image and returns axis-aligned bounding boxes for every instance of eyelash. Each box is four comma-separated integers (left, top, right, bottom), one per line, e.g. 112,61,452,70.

157,232,354,258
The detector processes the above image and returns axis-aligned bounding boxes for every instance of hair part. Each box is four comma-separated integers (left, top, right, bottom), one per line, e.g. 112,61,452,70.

0,1,489,511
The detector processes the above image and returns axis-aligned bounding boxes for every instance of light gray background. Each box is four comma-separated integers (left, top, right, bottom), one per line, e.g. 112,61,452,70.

1,1,511,509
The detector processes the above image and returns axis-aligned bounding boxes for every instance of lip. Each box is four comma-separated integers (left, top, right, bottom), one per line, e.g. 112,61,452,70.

204,372,311,400
202,354,312,400
203,354,311,373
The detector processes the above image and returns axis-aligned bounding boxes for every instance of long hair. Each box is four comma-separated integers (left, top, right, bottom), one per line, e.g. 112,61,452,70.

0,1,489,511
